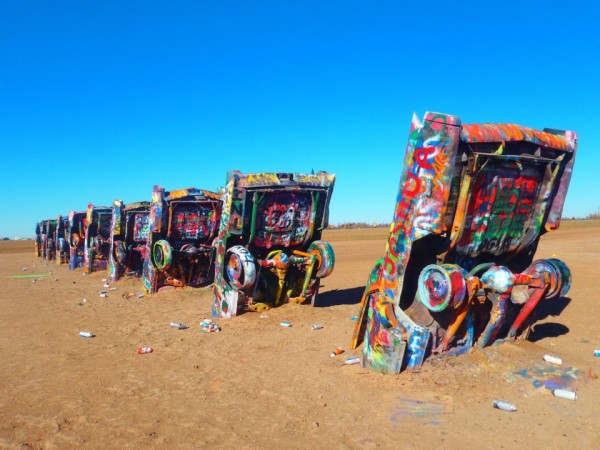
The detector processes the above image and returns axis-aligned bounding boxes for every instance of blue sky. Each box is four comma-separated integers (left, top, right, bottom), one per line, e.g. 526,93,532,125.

2,1,599,238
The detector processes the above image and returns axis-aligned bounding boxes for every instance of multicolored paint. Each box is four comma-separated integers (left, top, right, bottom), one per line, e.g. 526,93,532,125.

142,185,222,294
109,200,151,282
38,219,58,261
83,203,113,273
68,210,87,270
510,364,579,391
352,112,578,374
34,221,42,257
54,214,70,265
212,171,336,318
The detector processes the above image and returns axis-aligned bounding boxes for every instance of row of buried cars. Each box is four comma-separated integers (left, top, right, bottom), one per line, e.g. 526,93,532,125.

34,112,579,374
35,170,337,317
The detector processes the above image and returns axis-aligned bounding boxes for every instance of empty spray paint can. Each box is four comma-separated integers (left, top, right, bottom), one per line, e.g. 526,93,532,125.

330,347,345,357
311,324,323,330
553,389,577,400
79,331,94,338
493,400,517,412
329,347,344,358
170,322,188,329
344,356,360,365
280,321,292,327
543,354,563,365
137,347,154,354
593,350,600,357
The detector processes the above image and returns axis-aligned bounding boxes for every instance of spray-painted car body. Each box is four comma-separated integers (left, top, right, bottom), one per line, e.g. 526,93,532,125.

68,210,87,270
34,221,43,257
38,219,58,261
55,214,70,265
83,203,113,273
212,171,336,318
109,200,151,282
142,186,223,294
351,112,577,374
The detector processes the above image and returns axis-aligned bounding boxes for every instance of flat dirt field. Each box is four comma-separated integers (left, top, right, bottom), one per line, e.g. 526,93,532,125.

1,223,599,449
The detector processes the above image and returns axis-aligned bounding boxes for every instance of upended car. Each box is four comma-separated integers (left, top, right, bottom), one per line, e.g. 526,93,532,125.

55,214,70,265
68,210,87,270
212,170,336,318
142,186,223,294
83,203,113,273
351,111,577,374
109,200,151,282
39,219,57,261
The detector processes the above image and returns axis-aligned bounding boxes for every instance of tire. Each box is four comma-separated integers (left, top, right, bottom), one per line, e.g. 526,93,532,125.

152,240,173,271
114,240,127,264
225,245,256,290
307,240,335,278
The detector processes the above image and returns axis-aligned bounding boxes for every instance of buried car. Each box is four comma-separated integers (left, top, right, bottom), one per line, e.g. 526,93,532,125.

109,199,151,282
55,214,70,265
83,203,113,273
142,186,223,294
351,111,577,374
34,221,43,257
39,219,58,261
68,210,87,270
212,170,336,318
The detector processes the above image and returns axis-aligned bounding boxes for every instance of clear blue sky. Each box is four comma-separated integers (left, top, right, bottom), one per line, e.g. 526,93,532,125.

2,1,599,238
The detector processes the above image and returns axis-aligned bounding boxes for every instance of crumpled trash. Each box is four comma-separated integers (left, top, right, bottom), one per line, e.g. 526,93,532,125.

200,319,221,333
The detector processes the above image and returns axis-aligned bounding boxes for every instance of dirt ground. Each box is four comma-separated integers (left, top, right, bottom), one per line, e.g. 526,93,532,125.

1,223,599,449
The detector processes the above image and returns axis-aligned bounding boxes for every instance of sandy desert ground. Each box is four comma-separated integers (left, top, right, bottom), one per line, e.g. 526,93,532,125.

1,222,599,449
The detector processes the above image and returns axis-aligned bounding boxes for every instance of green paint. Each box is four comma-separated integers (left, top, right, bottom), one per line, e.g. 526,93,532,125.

8,274,49,279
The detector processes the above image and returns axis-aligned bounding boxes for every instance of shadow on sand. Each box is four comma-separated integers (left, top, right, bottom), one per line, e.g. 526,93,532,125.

315,286,364,307
528,296,572,342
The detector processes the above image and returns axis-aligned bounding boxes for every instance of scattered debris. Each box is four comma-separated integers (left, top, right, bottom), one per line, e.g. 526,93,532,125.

280,321,292,327
79,331,94,338
330,347,345,357
493,400,517,412
553,389,577,400
200,319,221,333
543,354,563,366
344,356,360,365
170,322,189,330
137,347,154,354
311,324,324,330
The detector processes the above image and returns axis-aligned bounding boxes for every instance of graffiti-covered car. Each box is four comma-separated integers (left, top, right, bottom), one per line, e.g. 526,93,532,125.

351,111,577,374
142,186,223,294
68,210,87,270
34,221,43,257
39,219,58,261
55,214,70,265
109,200,151,282
212,171,336,318
83,203,113,273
